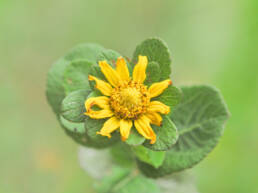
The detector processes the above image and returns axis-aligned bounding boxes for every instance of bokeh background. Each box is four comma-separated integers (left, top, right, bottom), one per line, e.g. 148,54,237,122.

1,0,257,192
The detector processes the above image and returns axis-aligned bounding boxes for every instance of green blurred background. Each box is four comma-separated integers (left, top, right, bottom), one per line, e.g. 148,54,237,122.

0,0,257,192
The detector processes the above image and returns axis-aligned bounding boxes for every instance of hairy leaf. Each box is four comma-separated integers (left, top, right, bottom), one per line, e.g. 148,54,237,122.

144,61,161,86
95,166,131,193
97,49,122,67
144,115,178,151
60,115,85,134
125,129,145,146
88,64,107,90
59,116,93,147
137,85,230,178
110,143,135,167
97,49,132,73
132,146,165,168
46,58,70,115
85,116,119,148
46,43,104,115
63,60,92,94
89,49,132,90
132,38,171,80
61,89,90,123
64,43,104,63
154,85,182,113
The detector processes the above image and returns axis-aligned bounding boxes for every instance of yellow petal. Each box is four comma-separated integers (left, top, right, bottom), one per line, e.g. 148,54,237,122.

85,96,113,119
99,60,121,87
88,75,113,96
85,96,110,111
148,79,172,98
148,101,170,115
85,109,113,119
134,115,156,144
133,55,148,83
96,116,120,138
120,119,133,141
116,57,130,81
145,112,162,126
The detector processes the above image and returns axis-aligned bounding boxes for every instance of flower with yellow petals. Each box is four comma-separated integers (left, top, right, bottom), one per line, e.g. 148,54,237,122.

84,56,172,144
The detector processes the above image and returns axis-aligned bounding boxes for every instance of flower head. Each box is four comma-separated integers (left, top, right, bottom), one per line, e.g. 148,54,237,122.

85,56,172,144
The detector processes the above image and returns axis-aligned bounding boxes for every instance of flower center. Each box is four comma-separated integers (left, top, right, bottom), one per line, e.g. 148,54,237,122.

110,81,150,119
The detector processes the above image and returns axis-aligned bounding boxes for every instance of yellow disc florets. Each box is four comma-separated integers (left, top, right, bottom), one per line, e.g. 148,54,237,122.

109,80,150,119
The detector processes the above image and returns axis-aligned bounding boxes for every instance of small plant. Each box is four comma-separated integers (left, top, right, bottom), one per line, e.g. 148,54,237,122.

46,38,229,193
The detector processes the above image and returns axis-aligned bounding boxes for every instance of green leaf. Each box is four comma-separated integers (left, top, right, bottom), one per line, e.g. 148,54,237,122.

110,143,135,167
61,89,90,123
143,115,178,151
63,60,93,94
132,38,171,80
111,175,161,193
88,64,107,90
84,116,119,148
125,129,145,146
97,49,122,67
132,146,165,168
60,115,85,134
95,166,131,193
59,116,93,147
85,49,122,90
86,90,102,100
64,43,105,63
46,44,109,146
89,49,132,90
97,49,132,72
137,85,230,178
154,85,182,113
46,43,104,115
144,61,161,86
46,58,70,115
95,167,160,193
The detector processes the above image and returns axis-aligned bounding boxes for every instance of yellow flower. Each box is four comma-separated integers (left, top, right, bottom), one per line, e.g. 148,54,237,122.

85,56,172,144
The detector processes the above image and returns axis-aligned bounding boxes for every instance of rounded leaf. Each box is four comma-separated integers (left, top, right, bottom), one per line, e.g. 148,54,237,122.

46,58,70,115
61,89,90,123
64,43,105,63
46,43,104,115
88,64,108,90
97,49,122,67
85,117,119,148
63,60,93,94
153,85,182,113
110,143,135,167
132,38,171,80
132,146,166,168
112,175,161,193
143,115,178,151
125,129,146,146
59,116,92,147
144,61,161,86
137,85,230,178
